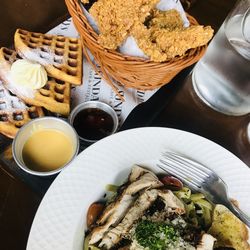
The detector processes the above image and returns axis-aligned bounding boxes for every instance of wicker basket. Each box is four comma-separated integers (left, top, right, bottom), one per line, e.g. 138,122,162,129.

65,0,206,98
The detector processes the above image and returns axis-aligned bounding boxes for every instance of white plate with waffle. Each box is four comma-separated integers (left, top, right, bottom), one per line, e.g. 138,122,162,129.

26,127,250,250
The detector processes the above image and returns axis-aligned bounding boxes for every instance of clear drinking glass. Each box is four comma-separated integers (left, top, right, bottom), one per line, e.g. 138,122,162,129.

236,118,250,164
192,0,250,116
247,121,250,143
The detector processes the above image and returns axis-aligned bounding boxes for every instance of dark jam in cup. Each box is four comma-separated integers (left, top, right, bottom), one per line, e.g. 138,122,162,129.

73,108,114,141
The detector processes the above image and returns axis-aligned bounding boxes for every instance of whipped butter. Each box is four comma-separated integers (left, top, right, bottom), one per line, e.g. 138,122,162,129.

10,59,48,89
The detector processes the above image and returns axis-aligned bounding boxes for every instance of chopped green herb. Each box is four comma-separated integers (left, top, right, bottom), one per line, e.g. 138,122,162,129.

135,220,179,250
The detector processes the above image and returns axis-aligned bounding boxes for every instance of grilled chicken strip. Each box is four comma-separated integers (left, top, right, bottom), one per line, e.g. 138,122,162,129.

99,189,185,249
89,194,135,245
158,189,185,214
97,165,162,225
99,189,159,249
126,171,162,194
89,166,163,245
128,165,152,182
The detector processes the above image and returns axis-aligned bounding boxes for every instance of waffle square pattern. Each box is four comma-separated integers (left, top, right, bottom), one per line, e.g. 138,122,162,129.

0,80,43,138
0,47,71,116
14,29,83,85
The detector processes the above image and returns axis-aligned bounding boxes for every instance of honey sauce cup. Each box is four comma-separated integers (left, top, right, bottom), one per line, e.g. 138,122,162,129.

69,101,119,144
12,117,79,176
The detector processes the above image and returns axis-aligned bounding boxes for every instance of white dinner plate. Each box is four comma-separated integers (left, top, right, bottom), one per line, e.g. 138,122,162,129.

27,127,250,250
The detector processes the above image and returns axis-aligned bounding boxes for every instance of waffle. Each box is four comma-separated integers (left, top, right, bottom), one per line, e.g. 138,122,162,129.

14,28,83,85
0,80,44,138
0,47,71,116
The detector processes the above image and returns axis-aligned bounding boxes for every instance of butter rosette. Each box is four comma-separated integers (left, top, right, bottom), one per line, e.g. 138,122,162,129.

11,59,48,90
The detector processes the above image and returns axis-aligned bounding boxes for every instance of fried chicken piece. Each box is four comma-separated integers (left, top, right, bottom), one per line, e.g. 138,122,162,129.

87,0,213,62
131,21,164,61
152,25,214,60
131,19,213,62
148,9,184,30
89,0,159,49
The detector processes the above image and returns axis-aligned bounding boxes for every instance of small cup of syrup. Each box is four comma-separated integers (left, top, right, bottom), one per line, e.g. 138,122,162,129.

69,101,119,144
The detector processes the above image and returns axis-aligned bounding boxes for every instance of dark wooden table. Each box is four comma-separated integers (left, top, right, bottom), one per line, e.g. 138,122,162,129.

2,0,249,249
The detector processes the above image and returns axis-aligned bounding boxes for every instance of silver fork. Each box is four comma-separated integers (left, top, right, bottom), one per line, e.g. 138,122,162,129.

157,151,250,227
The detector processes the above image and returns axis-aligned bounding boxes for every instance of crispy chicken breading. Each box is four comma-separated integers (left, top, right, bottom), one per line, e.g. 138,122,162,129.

84,0,214,61
148,9,184,30
131,10,214,61
152,25,214,60
89,0,159,49
131,23,214,62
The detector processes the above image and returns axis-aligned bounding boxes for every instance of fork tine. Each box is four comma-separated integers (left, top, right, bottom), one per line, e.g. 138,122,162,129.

162,154,210,179
157,162,202,191
159,151,250,227
164,151,212,176
157,166,201,192
160,160,204,186
159,159,205,183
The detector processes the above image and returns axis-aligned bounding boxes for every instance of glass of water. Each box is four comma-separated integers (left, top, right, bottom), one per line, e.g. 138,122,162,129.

192,0,250,116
